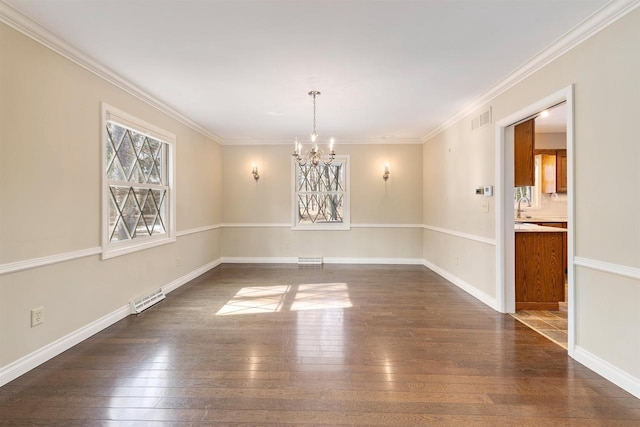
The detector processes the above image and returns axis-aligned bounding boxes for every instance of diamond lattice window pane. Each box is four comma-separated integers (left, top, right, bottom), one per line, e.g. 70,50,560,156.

106,122,127,151
298,194,326,224
106,119,170,243
328,164,344,191
129,161,146,183
148,138,161,158
107,158,126,181
132,188,151,236
129,131,146,154
149,161,162,184
151,140,166,185
109,186,130,211
323,194,344,222
120,188,142,237
110,217,130,242
108,193,120,237
105,135,116,172
150,189,167,234
140,189,158,235
138,140,154,182
106,142,127,181
116,131,137,180
318,165,330,191
295,161,345,225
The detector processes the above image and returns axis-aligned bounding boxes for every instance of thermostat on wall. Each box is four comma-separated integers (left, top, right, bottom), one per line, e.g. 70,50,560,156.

483,185,493,197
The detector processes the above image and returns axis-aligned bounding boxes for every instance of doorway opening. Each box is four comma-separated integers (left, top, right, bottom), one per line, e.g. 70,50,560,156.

495,85,575,356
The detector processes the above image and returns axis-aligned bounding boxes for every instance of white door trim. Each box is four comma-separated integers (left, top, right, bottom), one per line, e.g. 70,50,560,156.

494,85,575,356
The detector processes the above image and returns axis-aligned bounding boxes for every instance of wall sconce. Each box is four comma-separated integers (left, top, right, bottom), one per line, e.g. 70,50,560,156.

251,163,260,181
383,163,390,181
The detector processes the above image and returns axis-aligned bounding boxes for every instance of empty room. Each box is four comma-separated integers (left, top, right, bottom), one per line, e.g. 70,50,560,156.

1,0,639,425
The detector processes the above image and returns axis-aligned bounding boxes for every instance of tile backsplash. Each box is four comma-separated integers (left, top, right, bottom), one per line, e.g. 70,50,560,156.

518,192,567,218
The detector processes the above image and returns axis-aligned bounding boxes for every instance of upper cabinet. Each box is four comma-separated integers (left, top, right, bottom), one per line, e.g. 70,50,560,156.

536,149,567,193
556,150,567,192
514,119,535,187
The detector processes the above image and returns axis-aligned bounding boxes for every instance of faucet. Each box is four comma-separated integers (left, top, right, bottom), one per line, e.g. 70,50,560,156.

516,196,531,219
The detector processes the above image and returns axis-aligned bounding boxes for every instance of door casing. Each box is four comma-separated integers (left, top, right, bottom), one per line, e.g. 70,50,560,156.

494,85,575,355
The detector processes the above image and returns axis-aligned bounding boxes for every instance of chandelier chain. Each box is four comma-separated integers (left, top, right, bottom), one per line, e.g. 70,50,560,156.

312,92,316,137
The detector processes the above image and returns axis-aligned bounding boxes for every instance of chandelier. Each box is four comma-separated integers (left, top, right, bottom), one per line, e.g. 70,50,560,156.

292,90,336,166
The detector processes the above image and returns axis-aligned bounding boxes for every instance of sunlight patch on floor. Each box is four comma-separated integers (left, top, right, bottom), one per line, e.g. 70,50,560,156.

216,283,352,316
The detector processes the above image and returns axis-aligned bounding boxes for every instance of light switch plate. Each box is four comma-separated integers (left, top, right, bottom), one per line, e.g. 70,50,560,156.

480,202,489,212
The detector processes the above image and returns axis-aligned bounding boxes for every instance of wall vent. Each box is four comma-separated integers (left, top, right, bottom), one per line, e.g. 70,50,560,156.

471,107,492,131
130,288,166,314
298,256,323,265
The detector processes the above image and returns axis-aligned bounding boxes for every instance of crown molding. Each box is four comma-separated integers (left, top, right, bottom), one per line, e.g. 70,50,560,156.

4,0,636,147
0,1,223,144
219,137,422,146
421,0,640,143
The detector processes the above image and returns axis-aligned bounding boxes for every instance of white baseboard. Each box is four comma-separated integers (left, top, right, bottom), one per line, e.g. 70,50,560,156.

573,346,640,399
0,305,130,387
324,257,424,265
162,257,222,294
220,257,298,264
220,256,425,265
0,258,222,387
422,259,498,310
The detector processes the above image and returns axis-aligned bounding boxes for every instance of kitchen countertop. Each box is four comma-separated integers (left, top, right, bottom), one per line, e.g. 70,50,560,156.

515,223,567,233
514,217,567,223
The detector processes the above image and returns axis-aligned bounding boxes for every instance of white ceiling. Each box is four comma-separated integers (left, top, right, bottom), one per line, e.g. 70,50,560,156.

5,0,609,144
536,103,567,133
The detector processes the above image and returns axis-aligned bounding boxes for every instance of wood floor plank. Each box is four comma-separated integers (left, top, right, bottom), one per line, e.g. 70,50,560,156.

1,264,638,425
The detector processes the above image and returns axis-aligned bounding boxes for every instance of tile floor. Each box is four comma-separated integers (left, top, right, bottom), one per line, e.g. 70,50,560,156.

510,304,568,349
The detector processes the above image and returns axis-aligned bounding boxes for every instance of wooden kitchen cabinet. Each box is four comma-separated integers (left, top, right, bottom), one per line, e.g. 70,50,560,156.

556,150,567,192
515,231,565,311
540,154,557,193
536,149,567,193
529,222,568,277
514,119,535,187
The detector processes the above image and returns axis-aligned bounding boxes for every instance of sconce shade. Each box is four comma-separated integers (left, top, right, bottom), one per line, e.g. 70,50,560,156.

383,163,390,181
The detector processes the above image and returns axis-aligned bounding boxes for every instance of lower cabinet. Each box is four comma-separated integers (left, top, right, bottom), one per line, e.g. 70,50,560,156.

515,231,565,311
530,222,568,275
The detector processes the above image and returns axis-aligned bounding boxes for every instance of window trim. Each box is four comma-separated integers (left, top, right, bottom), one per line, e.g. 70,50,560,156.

101,103,176,259
291,155,350,231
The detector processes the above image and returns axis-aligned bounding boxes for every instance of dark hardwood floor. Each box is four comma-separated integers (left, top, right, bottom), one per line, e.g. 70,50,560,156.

1,264,639,426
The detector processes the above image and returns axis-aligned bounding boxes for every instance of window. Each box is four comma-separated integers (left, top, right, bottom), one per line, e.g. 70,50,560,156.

514,155,542,209
102,104,175,259
292,156,350,230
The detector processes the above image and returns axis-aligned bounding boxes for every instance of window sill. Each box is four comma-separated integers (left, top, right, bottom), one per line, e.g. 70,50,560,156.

101,235,176,260
291,224,351,231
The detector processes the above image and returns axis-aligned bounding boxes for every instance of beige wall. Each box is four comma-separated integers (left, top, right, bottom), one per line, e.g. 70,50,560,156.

221,143,423,260
423,9,640,380
423,114,496,238
535,132,566,150
0,25,222,367
2,5,639,395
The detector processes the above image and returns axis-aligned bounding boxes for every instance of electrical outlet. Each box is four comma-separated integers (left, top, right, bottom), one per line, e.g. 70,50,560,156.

31,306,44,327
480,201,489,212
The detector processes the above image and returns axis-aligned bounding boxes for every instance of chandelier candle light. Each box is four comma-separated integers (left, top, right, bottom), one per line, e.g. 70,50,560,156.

292,90,336,166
